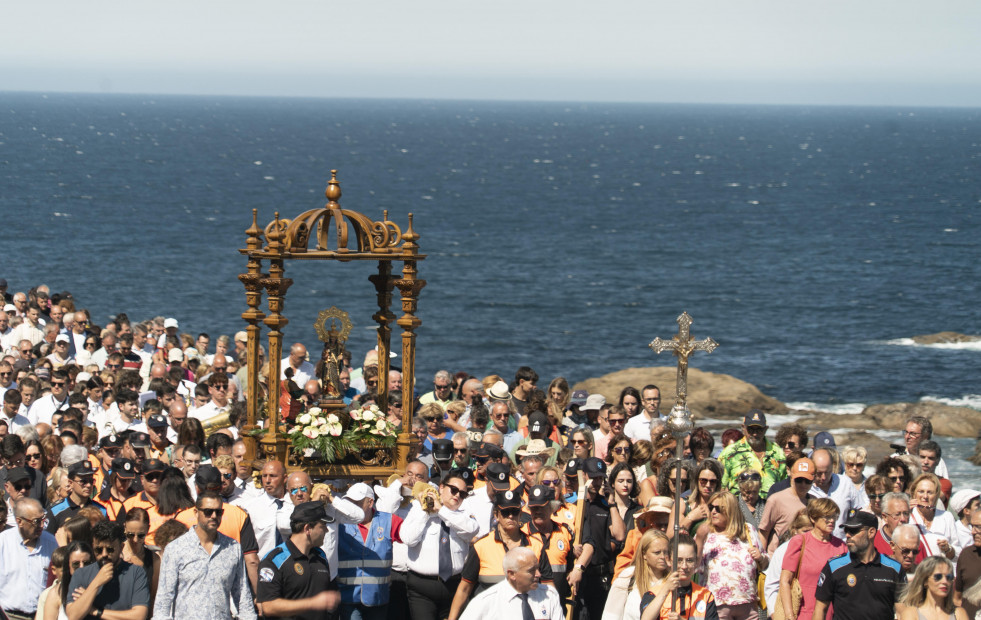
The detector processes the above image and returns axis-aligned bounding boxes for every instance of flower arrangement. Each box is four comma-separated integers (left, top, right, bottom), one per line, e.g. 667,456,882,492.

287,404,397,463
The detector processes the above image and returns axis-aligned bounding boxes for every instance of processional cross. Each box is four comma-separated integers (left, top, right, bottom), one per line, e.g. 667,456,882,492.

648,311,717,611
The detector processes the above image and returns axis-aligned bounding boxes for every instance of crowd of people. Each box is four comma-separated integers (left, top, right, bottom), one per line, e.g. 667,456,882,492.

0,279,979,620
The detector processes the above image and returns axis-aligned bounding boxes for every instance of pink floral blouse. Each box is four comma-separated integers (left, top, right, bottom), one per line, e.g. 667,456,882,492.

700,531,759,606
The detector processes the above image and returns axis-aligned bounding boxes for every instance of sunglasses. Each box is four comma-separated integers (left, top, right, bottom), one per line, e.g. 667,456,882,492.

144,473,163,482
708,504,724,513
474,457,490,464
869,493,886,500
445,485,468,498
571,439,588,445
85,342,97,348
888,475,905,482
541,479,560,486
94,545,115,555
896,546,919,556
434,384,452,390
670,477,690,487
608,418,625,425
200,508,225,518
845,461,865,468
289,486,309,496
613,447,630,455
17,515,44,527
222,472,233,480
698,477,718,486
106,364,122,370
27,453,44,462
125,532,147,540
453,448,468,454
0,372,11,377
931,573,953,582
70,559,94,569
52,381,66,387
738,472,762,482
794,478,813,485
13,482,32,492
782,441,798,449
499,508,522,519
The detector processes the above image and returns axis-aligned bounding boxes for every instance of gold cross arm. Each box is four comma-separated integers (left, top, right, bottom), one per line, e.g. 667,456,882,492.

649,312,718,408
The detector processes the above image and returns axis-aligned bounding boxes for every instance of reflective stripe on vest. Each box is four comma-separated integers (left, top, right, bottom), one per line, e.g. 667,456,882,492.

337,511,393,606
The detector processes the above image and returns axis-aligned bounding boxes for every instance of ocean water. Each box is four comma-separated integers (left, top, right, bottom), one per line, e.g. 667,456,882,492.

2,93,979,426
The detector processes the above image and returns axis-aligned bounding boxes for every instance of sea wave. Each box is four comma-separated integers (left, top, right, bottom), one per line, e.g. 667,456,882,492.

785,402,866,415
920,394,981,411
882,338,981,351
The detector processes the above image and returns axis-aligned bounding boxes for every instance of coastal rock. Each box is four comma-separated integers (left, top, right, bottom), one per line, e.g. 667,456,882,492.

910,331,981,345
793,401,981,439
572,367,788,419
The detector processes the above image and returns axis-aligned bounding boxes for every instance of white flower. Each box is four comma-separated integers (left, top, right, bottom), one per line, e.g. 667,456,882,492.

297,413,312,426
316,417,327,427
375,420,387,431
363,410,375,421
303,427,320,439
328,423,343,437
327,414,339,424
307,407,322,416
350,410,362,420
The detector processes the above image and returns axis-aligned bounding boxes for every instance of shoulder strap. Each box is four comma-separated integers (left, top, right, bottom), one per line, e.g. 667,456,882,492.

794,532,806,577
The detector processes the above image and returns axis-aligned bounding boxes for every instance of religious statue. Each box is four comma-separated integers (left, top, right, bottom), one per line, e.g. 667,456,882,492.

314,306,353,400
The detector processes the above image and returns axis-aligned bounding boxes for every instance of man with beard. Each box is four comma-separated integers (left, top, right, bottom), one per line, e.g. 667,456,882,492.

812,511,905,620
154,491,256,620
718,410,787,497
67,520,150,619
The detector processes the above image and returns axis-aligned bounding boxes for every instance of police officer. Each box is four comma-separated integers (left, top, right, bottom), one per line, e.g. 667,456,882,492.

257,500,340,619
97,457,137,520
568,457,615,620
525,484,574,604
449,488,550,620
47,460,107,533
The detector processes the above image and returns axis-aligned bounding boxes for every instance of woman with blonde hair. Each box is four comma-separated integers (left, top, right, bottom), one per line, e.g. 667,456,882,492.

545,377,570,429
908,472,960,560
602,528,672,620
899,555,968,620
697,491,767,620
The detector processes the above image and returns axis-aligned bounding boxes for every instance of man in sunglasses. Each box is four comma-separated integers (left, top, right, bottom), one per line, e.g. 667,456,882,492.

0,497,57,620
760,457,815,554
27,368,71,426
67,520,150,620
812,511,905,620
3,467,35,527
120,458,166,517
47,460,107,534
719,409,787,497
418,369,457,408
96,457,137,521
155,490,257,620
889,524,921,579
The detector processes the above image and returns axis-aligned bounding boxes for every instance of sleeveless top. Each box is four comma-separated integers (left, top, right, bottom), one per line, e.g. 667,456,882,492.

917,610,956,620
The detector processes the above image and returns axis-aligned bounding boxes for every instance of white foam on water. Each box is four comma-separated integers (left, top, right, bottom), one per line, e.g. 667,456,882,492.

785,402,866,415
882,338,981,351
920,394,981,410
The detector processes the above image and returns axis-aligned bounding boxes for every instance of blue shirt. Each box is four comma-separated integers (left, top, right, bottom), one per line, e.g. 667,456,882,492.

0,527,58,613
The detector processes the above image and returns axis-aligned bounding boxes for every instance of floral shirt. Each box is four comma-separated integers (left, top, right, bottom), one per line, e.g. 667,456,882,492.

719,438,786,497
700,532,759,606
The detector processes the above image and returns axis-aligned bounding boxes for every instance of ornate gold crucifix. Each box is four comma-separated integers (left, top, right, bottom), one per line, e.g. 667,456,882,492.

649,311,718,409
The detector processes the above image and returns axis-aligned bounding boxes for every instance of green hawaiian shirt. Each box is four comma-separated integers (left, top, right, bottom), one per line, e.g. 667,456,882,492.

719,437,787,496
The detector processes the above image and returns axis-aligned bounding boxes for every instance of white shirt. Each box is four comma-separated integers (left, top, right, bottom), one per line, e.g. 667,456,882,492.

190,400,228,421
228,477,262,506
808,474,860,538
10,322,44,346
97,413,147,440
320,497,366,580
280,359,316,388
910,507,962,558
623,413,655,442
27,393,69,426
461,485,495,540
953,520,973,549
399,501,479,576
460,580,564,620
764,537,793,613
1,411,32,433
242,491,294,558
0,528,59,614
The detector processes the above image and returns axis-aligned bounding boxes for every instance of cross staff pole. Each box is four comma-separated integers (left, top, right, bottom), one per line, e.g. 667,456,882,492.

649,311,718,612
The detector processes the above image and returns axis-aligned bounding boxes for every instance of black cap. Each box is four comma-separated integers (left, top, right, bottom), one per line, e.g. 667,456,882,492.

147,414,169,429
195,465,222,488
743,409,767,427
142,458,166,474
485,444,506,460
432,438,454,461
583,457,607,479
448,468,474,488
494,488,523,509
291,501,335,524
111,458,136,479
842,510,878,531
528,412,549,434
100,434,124,449
129,432,150,449
473,442,490,458
6,466,31,485
68,461,96,478
487,462,511,490
564,458,582,478
527,484,555,507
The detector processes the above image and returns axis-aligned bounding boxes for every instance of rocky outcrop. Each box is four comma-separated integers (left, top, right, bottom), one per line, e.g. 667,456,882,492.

572,367,788,419
910,331,981,345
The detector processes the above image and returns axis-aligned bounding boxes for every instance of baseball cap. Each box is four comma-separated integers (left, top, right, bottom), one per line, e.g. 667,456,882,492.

164,318,179,329
196,465,222,487
485,444,506,460
582,394,606,412
68,461,96,478
111,458,137,479
743,409,767,427
3,304,15,313
129,432,150,449
55,334,70,344
494,488,523,510
527,485,555,507
147,414,169,429
167,349,184,362
949,489,980,516
345,482,375,502
528,412,549,434
583,457,607,479
487,462,512,490
569,390,588,408
564,458,582,478
6,467,31,485
790,457,815,480
813,432,836,449
143,459,166,474
291,501,335,525
842,510,878,531
234,331,248,343
100,434,124,449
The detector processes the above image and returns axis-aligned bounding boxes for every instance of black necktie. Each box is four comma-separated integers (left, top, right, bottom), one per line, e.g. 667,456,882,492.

438,520,453,581
274,498,284,545
520,592,534,620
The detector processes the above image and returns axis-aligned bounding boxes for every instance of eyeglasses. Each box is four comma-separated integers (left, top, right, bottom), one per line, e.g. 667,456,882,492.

200,508,225,518
222,472,233,480
17,515,44,527
85,342,97,348
738,472,762,483
445,485,467,498
125,532,147,540
783,441,798,449
896,546,919,556
708,504,724,513
903,430,922,438
608,418,625,425
868,493,886,500
499,508,521,519
289,486,309,496
669,477,690,488
698,477,718,486
794,478,813,485
886,510,912,518
434,384,452,391
931,573,954,583
70,559,93,569
888,475,905,482
613,447,630,455
94,545,115,555
0,372,11,377
675,557,697,566
845,461,866,469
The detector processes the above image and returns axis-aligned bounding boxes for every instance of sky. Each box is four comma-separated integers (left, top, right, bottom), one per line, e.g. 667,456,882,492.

3,1,981,107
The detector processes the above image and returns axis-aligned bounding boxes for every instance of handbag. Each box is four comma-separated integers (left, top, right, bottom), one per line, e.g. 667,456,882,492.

771,533,806,620
747,525,768,610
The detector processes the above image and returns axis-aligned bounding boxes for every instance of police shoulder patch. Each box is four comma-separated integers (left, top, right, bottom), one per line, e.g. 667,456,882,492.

259,567,274,582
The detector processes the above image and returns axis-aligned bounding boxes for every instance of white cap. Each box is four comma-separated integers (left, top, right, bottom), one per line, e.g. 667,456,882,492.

55,334,70,343
75,371,92,383
167,348,184,362
949,489,980,515
3,304,15,312
582,394,607,412
373,345,397,359
164,318,179,329
344,482,375,502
